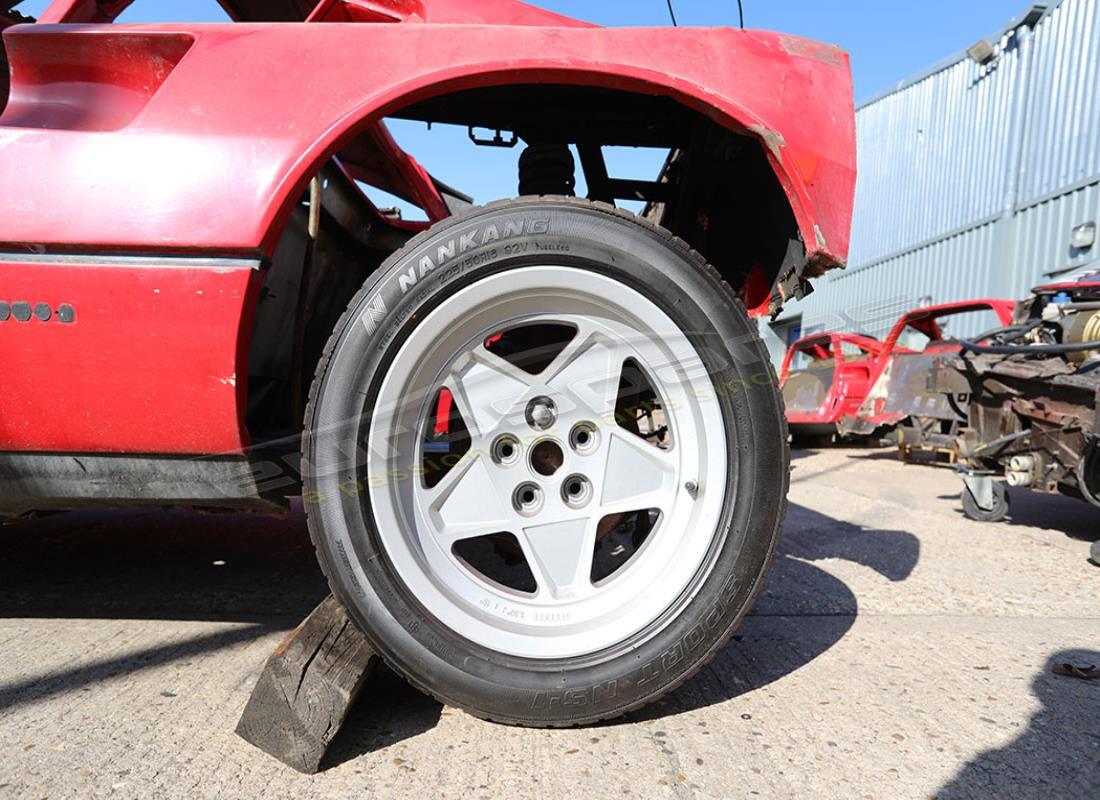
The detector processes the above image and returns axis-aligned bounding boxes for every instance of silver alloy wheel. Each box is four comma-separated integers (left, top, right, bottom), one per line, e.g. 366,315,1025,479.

366,266,727,659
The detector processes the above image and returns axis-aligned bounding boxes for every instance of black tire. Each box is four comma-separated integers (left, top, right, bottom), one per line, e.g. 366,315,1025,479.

961,480,1010,522
303,198,789,726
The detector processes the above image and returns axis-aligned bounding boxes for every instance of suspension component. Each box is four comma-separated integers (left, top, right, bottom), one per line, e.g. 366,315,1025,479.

518,143,576,197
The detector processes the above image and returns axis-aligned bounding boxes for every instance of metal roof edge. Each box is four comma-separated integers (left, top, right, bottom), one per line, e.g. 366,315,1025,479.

855,1,1056,110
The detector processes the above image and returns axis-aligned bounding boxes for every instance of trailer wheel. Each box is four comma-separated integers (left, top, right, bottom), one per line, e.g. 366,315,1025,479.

303,198,789,726
961,480,1010,522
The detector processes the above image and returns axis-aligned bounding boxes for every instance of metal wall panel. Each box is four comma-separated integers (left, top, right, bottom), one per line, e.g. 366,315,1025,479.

815,221,1001,338
849,32,1021,266
1017,0,1100,203
1011,181,1100,292
762,0,1100,366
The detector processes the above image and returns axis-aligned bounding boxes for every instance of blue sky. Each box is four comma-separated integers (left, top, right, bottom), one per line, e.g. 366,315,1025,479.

18,0,1032,211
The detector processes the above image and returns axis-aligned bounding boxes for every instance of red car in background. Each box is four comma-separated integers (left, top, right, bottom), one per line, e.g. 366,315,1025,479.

839,299,1015,455
779,332,888,442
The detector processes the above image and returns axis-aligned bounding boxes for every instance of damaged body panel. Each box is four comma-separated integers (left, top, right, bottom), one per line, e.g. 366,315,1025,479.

779,332,886,439
838,300,1015,451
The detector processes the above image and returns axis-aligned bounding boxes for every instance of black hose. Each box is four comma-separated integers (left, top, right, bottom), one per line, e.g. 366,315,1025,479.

946,392,969,422
960,338,1100,355
971,319,1042,344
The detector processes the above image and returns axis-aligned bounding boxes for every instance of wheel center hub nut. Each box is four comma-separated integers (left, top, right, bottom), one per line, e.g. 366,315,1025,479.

530,439,565,476
525,396,557,430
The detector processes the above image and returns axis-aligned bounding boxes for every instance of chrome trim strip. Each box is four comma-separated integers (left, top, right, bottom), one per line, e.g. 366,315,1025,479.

0,251,262,269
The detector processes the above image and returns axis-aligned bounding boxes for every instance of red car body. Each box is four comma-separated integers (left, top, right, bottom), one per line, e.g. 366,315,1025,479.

1032,272,1100,296
0,0,856,513
778,332,888,436
840,299,1016,436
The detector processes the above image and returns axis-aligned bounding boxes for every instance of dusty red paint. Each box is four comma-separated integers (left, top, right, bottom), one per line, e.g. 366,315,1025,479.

779,333,888,430
0,1,855,455
0,258,258,453
0,22,855,256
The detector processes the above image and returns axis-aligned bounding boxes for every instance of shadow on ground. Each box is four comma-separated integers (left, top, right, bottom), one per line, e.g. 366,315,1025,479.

0,499,920,763
0,622,280,715
934,485,1100,544
936,649,1100,799
323,664,444,770
0,503,328,622
995,488,1100,544
0,503,436,767
627,502,919,722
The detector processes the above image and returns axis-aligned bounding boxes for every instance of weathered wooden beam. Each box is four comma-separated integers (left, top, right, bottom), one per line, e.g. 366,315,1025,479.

236,594,376,774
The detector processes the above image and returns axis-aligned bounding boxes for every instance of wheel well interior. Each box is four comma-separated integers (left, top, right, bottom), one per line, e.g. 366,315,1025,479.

246,83,801,451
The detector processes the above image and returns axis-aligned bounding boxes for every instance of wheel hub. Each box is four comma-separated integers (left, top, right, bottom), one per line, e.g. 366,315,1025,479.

528,438,564,476
366,266,728,658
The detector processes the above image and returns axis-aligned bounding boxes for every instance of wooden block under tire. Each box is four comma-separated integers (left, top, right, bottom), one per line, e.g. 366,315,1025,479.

235,595,376,773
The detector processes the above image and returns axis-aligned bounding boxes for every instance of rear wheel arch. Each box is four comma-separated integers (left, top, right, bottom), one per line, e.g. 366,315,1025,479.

247,74,811,440
259,68,814,296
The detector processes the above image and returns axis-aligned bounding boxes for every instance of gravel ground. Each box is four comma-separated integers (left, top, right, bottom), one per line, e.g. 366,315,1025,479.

0,447,1096,799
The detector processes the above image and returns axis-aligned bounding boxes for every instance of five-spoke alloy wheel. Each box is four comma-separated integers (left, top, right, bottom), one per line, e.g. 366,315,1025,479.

305,199,789,726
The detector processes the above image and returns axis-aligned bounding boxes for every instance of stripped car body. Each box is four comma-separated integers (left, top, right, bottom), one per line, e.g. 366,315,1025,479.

839,300,1015,452
0,0,856,514
935,273,1100,521
779,332,886,438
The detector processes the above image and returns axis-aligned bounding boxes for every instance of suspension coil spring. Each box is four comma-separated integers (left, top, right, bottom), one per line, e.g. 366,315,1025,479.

518,143,576,197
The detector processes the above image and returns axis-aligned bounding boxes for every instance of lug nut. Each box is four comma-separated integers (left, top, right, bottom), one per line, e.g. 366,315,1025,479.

561,474,593,508
491,434,521,466
513,482,543,516
569,421,599,454
525,396,557,431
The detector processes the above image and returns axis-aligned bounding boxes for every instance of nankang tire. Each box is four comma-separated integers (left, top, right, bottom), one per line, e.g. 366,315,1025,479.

304,198,789,726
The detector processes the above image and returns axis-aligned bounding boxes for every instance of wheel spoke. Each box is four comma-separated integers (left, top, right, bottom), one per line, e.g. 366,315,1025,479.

598,429,677,515
544,327,624,419
447,349,531,439
427,455,513,544
520,517,597,600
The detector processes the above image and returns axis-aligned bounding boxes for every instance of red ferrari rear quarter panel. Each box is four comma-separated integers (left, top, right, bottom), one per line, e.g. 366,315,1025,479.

0,20,854,456
0,23,855,255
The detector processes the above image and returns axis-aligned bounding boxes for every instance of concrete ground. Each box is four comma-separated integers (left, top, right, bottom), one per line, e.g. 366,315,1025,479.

0,447,1097,799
